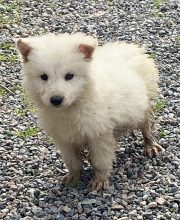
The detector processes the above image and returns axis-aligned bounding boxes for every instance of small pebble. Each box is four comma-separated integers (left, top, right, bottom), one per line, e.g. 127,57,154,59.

147,202,158,209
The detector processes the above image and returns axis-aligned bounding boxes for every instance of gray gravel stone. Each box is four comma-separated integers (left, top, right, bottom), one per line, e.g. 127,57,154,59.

147,202,158,209
118,217,128,220
81,199,97,205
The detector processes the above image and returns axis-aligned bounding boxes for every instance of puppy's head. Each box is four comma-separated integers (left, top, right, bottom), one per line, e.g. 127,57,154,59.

16,33,97,109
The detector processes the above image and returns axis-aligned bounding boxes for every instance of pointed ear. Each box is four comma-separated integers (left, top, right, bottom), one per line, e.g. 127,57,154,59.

16,39,32,62
79,44,95,60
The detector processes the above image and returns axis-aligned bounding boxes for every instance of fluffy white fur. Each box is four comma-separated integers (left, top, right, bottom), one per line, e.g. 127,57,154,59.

16,33,163,190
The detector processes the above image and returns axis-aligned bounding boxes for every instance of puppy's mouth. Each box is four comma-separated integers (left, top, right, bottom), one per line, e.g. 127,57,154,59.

50,103,65,109
51,104,62,108
50,101,69,110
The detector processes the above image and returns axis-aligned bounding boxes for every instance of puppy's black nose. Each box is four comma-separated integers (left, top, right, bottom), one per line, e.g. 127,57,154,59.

50,96,63,106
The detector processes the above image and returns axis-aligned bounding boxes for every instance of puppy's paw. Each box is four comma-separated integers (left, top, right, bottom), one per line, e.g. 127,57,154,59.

62,173,80,187
143,143,164,158
89,177,109,191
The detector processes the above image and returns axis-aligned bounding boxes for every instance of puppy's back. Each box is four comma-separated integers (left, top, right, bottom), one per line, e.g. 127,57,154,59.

94,42,159,99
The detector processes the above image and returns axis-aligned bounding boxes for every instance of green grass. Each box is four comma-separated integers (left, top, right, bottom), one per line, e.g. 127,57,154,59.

0,86,6,96
35,29,48,35
21,94,37,112
155,99,168,112
0,54,6,62
14,106,37,116
0,42,17,63
148,52,156,59
22,93,29,107
0,42,14,50
47,2,56,9
31,106,37,113
13,91,37,116
13,108,29,116
0,54,17,63
152,0,166,8
0,0,21,28
46,136,54,144
16,127,40,139
10,84,22,93
160,130,169,138
151,11,164,17
2,5,14,13
8,55,17,63
175,35,180,48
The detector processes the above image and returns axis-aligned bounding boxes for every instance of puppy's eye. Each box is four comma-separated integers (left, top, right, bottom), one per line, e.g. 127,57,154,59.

40,73,48,81
65,72,74,81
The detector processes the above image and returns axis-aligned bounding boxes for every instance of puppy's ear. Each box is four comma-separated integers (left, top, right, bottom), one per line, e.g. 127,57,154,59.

16,39,32,62
79,44,94,60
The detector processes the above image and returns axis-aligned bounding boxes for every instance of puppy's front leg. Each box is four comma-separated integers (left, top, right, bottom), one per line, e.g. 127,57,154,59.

89,132,116,191
58,143,83,187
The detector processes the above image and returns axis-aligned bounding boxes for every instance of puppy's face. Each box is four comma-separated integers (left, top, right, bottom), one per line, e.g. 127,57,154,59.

16,33,96,109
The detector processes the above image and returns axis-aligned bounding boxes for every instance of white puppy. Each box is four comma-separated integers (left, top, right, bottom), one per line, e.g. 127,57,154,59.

16,33,164,190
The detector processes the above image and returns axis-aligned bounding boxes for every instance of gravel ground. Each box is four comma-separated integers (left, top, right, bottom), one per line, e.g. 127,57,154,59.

0,0,180,219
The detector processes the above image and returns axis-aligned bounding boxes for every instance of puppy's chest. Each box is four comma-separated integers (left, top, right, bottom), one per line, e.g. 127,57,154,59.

41,108,112,143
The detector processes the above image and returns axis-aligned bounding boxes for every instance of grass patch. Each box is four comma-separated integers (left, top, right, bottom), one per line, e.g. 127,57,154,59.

155,99,168,112
160,130,169,138
8,55,17,63
175,35,180,48
22,93,29,107
148,52,156,59
17,127,40,139
0,54,17,63
1,42,14,50
11,84,22,93
47,2,56,9
152,0,166,8
13,108,29,116
0,86,6,96
31,106,37,113
0,54,6,62
35,29,48,35
13,105,37,117
13,90,37,115
0,42,17,63
0,0,21,28
47,136,54,144
151,11,163,17
13,91,37,116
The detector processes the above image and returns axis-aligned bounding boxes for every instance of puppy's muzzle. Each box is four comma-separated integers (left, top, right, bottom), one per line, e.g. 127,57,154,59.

50,96,63,106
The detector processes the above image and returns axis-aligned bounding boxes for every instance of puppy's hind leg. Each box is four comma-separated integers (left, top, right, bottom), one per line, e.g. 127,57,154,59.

141,107,164,158
89,132,116,191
